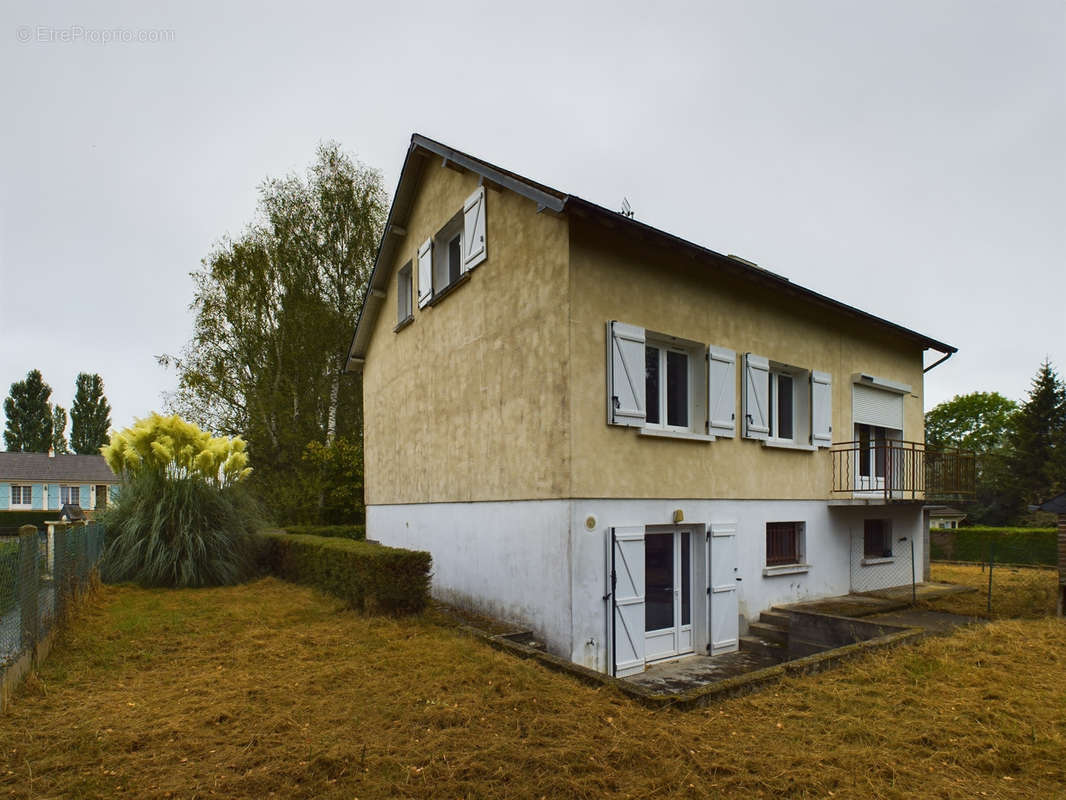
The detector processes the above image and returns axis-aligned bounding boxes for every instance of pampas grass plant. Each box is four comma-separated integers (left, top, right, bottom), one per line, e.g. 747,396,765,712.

99,414,259,588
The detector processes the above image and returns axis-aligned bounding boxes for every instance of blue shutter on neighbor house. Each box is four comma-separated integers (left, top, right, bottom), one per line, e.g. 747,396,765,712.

462,186,487,272
607,321,646,427
743,353,770,439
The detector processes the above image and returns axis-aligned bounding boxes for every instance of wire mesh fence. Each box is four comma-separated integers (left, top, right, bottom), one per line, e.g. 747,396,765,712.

928,528,1059,619
0,522,106,674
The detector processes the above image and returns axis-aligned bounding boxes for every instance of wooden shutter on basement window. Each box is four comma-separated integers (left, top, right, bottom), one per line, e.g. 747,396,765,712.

810,371,833,447
743,353,770,439
607,321,646,427
462,186,487,272
417,238,433,308
707,345,737,438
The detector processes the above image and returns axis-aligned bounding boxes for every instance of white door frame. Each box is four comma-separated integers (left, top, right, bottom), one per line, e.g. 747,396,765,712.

643,525,695,663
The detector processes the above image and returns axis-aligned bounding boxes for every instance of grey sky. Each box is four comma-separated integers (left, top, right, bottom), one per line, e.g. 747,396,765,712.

2,0,1063,437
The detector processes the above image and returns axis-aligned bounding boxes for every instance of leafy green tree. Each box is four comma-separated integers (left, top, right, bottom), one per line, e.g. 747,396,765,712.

3,369,54,452
51,405,69,454
302,436,365,524
1007,360,1066,509
925,392,1017,452
161,142,386,523
70,373,112,454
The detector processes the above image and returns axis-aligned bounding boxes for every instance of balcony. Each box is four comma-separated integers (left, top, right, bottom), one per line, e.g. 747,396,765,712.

830,440,975,503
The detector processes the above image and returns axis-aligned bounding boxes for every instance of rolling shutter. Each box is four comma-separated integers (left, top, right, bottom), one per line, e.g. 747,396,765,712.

417,238,433,308
462,186,487,271
853,384,903,430
610,526,645,677
707,346,737,438
607,321,646,427
743,353,770,439
810,370,833,447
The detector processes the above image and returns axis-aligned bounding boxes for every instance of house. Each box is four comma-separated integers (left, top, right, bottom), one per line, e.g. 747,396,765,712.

0,452,119,514
929,507,967,529
346,135,972,677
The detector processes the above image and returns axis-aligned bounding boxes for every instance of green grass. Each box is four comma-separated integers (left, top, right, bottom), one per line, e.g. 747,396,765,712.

1,579,1063,799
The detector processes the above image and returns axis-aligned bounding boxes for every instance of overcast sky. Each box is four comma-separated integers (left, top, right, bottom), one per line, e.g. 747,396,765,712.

2,0,1063,439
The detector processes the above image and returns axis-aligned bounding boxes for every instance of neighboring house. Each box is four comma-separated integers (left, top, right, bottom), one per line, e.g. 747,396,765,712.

0,452,119,513
346,134,972,677
929,507,967,529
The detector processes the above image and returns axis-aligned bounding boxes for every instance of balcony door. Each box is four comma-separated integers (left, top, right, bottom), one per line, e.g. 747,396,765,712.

644,527,693,662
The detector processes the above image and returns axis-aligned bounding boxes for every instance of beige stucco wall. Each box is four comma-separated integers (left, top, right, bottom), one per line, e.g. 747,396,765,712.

361,163,571,505
567,220,926,500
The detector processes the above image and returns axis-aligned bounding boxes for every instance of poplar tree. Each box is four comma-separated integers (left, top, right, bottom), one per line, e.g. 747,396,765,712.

70,373,113,454
51,405,70,454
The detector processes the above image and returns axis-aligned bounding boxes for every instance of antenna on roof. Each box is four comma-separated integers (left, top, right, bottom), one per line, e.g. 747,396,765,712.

620,197,634,219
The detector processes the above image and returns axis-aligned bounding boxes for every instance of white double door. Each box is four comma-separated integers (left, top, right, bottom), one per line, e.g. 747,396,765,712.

643,527,694,663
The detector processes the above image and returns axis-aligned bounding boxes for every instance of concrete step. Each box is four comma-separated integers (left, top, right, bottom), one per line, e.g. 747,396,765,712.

747,621,788,646
759,610,792,628
739,634,786,658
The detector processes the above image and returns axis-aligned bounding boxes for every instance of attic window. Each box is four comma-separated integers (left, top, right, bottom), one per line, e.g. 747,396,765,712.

416,186,487,309
396,262,413,326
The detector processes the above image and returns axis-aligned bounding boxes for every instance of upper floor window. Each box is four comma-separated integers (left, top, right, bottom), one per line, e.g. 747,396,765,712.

416,186,487,309
645,341,692,431
768,369,795,441
607,322,717,439
10,485,31,507
396,262,413,326
743,354,832,449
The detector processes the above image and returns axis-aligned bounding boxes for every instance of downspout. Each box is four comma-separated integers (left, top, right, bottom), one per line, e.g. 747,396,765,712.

923,350,954,373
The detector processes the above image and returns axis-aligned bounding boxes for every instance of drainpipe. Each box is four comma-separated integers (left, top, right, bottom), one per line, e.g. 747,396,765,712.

923,350,954,374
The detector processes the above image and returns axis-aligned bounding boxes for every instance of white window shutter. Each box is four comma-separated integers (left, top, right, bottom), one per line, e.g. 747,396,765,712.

743,353,770,439
462,186,487,272
707,345,737,438
607,321,646,427
610,526,646,677
417,238,433,308
810,370,833,447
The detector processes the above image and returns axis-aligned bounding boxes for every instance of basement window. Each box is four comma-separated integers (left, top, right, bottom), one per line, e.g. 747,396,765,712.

765,521,805,568
863,519,893,560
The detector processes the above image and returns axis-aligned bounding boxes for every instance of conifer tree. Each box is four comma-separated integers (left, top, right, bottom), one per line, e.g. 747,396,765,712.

70,373,112,455
3,369,54,452
1007,360,1066,506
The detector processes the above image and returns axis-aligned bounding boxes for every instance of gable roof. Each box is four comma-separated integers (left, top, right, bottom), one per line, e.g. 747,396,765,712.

0,453,118,483
347,134,957,370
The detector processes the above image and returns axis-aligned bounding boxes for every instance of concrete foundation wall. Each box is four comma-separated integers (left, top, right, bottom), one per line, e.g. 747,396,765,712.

370,499,925,673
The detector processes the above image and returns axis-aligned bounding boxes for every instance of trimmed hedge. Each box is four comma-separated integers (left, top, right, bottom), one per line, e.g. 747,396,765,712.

0,511,52,531
260,532,430,614
929,526,1056,566
282,524,366,541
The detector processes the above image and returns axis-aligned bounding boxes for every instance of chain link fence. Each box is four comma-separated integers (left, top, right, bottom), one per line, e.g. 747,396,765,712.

1,522,106,681
928,528,1058,618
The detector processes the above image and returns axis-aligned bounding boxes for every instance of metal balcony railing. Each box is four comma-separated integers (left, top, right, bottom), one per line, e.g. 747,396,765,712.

830,440,976,502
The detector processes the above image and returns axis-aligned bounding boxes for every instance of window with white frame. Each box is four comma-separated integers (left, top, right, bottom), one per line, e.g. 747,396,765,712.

645,340,693,431
742,354,832,449
60,485,80,505
10,485,31,507
416,186,487,309
768,368,796,441
396,261,413,325
607,322,718,437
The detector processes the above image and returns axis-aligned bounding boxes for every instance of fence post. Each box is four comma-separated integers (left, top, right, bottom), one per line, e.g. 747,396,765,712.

987,539,995,615
17,525,39,654
911,537,917,605
52,525,69,622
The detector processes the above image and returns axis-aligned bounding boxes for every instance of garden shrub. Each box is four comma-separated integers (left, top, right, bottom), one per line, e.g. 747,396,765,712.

98,413,259,588
929,526,1056,566
0,511,53,531
260,532,431,614
282,524,366,541
0,538,18,614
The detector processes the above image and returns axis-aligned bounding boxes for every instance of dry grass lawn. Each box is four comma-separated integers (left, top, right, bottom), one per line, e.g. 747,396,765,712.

1,578,1063,799
926,563,1059,619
